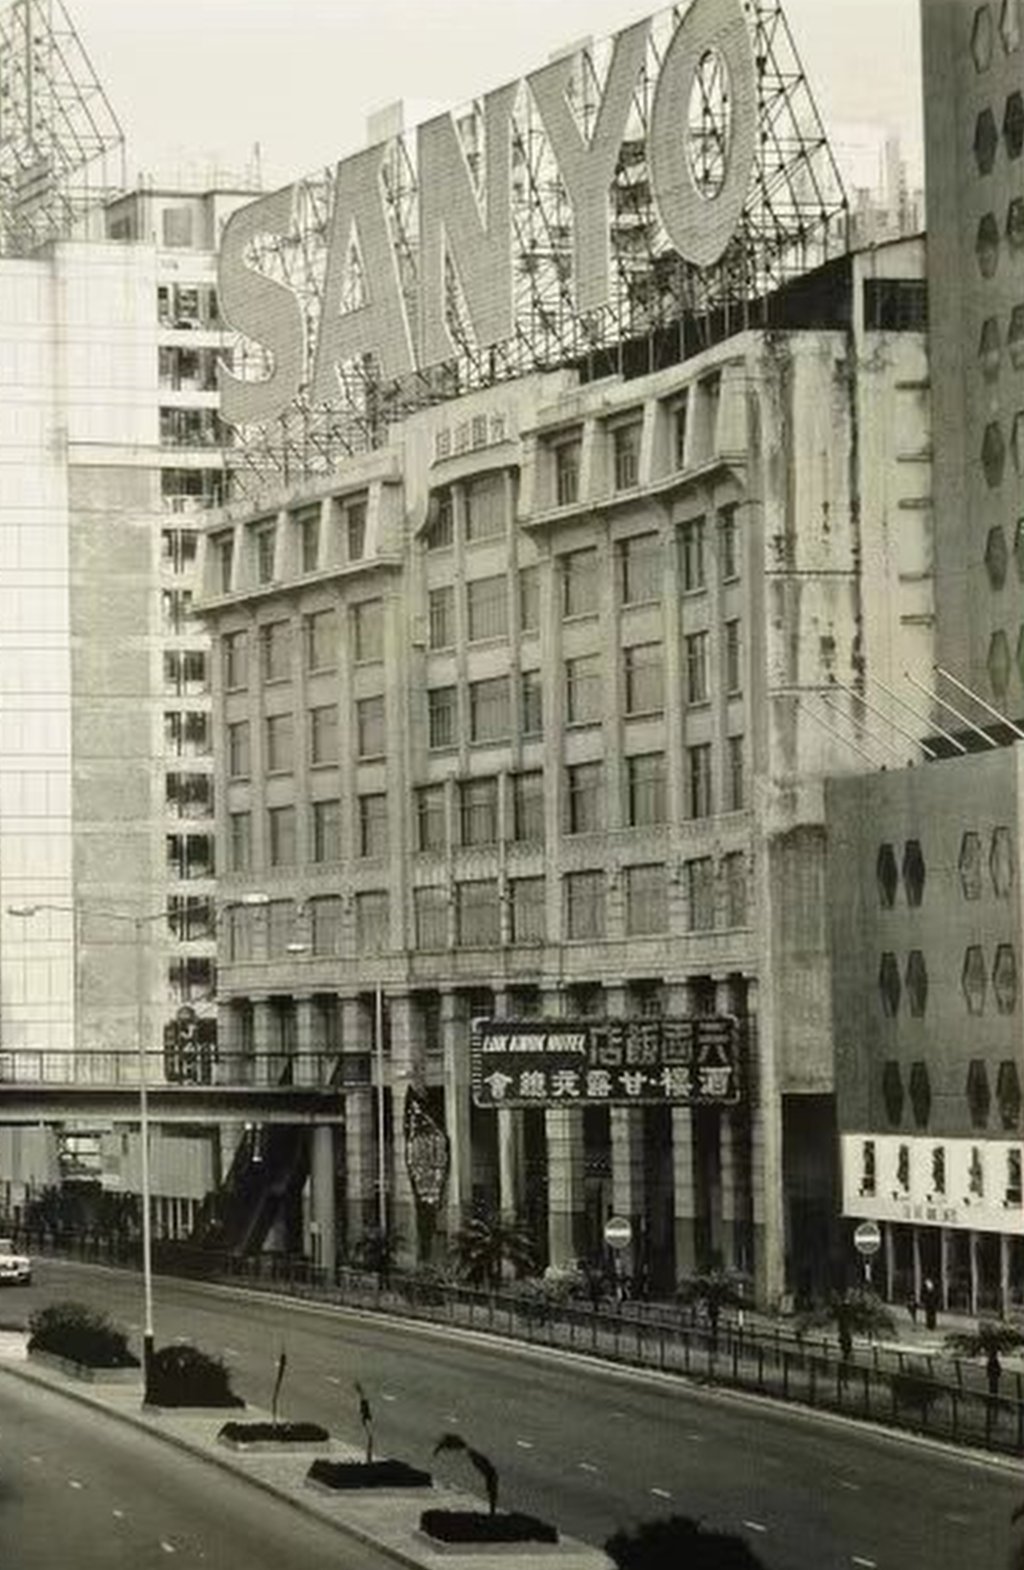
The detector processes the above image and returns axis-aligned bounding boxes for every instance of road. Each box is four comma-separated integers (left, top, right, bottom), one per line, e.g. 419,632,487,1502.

3,1259,1021,1569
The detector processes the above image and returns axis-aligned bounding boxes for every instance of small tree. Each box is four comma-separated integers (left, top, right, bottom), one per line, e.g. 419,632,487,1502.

433,1432,498,1514
449,1214,536,1289
350,1225,401,1288
944,1321,1024,1395
798,1288,895,1363
676,1271,748,1351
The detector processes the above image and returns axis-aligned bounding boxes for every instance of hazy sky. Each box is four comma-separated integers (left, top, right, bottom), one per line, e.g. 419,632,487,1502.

67,0,923,193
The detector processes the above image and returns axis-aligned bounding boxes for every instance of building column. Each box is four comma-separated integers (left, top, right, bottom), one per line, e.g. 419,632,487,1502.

294,995,315,1086
309,1124,338,1281
746,978,785,1305
969,1229,979,1317
493,989,524,1225
251,999,273,1086
912,1227,922,1304
443,990,472,1237
388,993,419,1265
546,1106,586,1267
343,1088,375,1249
666,984,696,1280
1001,1233,1011,1318
715,980,742,1274
605,986,645,1280
940,1226,951,1311
884,1222,895,1303
216,999,238,1083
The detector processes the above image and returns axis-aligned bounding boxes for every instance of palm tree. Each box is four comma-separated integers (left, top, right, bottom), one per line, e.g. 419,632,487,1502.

676,1270,748,1351
449,1214,536,1289
799,1288,895,1362
433,1432,498,1514
944,1321,1024,1395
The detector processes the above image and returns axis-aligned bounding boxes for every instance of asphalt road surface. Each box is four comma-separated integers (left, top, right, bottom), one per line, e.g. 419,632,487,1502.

3,1259,1021,1569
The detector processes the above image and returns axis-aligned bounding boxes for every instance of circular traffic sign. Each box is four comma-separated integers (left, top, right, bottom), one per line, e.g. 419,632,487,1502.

853,1220,882,1257
603,1215,633,1251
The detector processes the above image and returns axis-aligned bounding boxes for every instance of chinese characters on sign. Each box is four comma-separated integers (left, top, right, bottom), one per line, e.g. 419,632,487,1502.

470,1017,741,1109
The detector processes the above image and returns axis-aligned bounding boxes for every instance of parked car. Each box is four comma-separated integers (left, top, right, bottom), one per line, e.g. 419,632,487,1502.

0,1238,31,1285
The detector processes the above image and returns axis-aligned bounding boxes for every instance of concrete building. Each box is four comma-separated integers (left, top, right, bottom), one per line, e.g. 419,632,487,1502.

197,239,931,1301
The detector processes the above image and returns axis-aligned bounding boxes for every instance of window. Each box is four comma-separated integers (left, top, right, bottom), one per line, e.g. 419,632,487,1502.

311,895,342,956
566,761,603,834
510,877,546,943
519,566,539,632
228,811,251,872
719,505,739,581
266,900,297,958
673,395,689,470
469,675,510,742
681,519,705,591
467,575,508,641
565,870,606,940
554,439,581,506
254,523,276,585
356,695,385,758
426,488,454,549
724,620,742,695
625,864,668,935
687,743,713,819
863,277,928,332
167,895,214,943
161,589,193,632
612,420,641,490
165,711,209,757
565,653,602,725
265,712,294,773
685,632,709,705
511,771,545,843
627,753,666,826
161,527,199,572
355,890,389,953
460,777,498,845
344,497,368,561
726,735,744,812
723,851,747,926
260,621,292,683
428,686,457,749
352,599,384,663
162,205,194,247
456,880,501,945
428,585,455,649
227,721,250,779
1008,1148,1023,1205
268,805,296,867
223,631,247,690
164,650,207,695
166,832,213,881
464,474,505,541
619,532,661,605
359,792,388,857
624,643,664,715
305,609,336,672
416,785,446,852
311,798,341,862
309,704,339,766
166,771,212,819
685,856,715,930
295,505,320,573
415,886,448,949
561,548,599,617
214,533,234,593
521,669,543,737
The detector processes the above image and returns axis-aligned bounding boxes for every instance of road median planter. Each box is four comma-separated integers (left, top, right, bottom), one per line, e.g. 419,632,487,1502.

218,1419,330,1452
145,1342,244,1409
418,1509,559,1547
306,1457,433,1491
28,1347,140,1384
26,1299,140,1383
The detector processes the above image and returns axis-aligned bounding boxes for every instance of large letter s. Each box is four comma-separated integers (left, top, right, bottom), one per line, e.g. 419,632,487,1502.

217,185,304,426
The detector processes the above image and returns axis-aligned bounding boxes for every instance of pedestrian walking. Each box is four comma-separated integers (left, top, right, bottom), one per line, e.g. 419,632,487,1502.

921,1277,938,1331
987,1345,1002,1398
907,1291,918,1327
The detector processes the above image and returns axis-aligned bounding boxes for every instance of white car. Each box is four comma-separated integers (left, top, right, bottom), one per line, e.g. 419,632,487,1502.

0,1239,31,1285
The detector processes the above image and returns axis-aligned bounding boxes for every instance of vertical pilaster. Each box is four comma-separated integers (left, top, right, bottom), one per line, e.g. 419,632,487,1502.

912,1227,922,1304
746,977,784,1304
606,985,645,1280
546,1106,586,1266
294,995,314,1086
667,984,696,1281
1001,1233,1011,1318
884,1222,895,1302
388,993,419,1263
343,1088,375,1247
940,1226,951,1310
969,1229,979,1317
443,990,473,1236
716,979,738,1273
310,1124,338,1280
252,998,273,1086
492,988,524,1225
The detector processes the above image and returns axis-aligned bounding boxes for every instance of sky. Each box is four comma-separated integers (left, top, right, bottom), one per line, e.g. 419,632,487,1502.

66,0,924,194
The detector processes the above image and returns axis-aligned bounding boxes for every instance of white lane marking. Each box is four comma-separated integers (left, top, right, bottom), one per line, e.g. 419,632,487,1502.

851,1558,877,1568
160,1540,177,1555
839,1479,862,1492
578,1462,599,1474
29,1454,42,1464
650,1487,672,1500
610,1411,627,1418
944,1513,970,1525
743,1520,768,1534
326,1376,341,1386
515,1439,533,1450
68,1479,84,1490
684,1431,705,1443
112,1509,125,1520
381,1393,397,1402
223,1346,239,1357
443,1413,459,1423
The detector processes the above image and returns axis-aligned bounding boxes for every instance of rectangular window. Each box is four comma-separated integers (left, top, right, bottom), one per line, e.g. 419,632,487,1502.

260,620,292,683
680,519,706,592
358,792,388,858
311,798,341,863
674,395,689,470
519,565,540,633
460,777,499,846
612,421,641,491
619,532,661,605
464,474,505,541
161,589,193,633
625,863,668,935
685,631,710,705
724,620,741,695
356,695,385,758
428,685,457,749
355,890,389,954
520,669,543,737
687,743,713,819
510,877,546,943
511,771,545,843
565,870,606,940
428,585,455,650
227,720,250,779
161,527,199,571
223,631,247,690
719,504,739,581
215,533,234,593
727,734,744,812
467,575,508,642
469,675,510,742
311,895,342,956
165,710,209,758
416,785,446,852
345,497,368,561
228,810,251,872
295,505,320,573
426,488,454,549
265,712,294,773
566,761,603,835
565,653,602,725
268,805,296,867
456,880,501,945
254,523,276,585
309,704,339,766
627,753,666,827
723,851,747,927
415,886,448,949
305,609,336,672
624,643,664,716
685,856,716,931
352,598,384,663
555,439,581,506
166,771,212,820
561,548,599,618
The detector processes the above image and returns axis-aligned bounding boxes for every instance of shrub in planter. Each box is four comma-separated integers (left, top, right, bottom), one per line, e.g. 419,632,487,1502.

605,1515,766,1568
307,1457,432,1490
219,1420,328,1445
419,1509,558,1544
147,1342,243,1408
28,1300,139,1369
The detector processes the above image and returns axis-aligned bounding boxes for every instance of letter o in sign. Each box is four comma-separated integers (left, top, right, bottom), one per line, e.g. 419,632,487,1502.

649,0,757,271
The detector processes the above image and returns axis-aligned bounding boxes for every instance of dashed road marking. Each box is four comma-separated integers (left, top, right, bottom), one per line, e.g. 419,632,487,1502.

381,1393,397,1402
223,1346,238,1357
650,1487,672,1500
326,1376,341,1386
443,1413,459,1423
610,1411,627,1418
68,1479,83,1490
578,1462,598,1474
743,1520,768,1534
851,1557,877,1568
112,1509,125,1520
839,1479,862,1492
160,1540,176,1555
684,1431,705,1443
29,1454,42,1464
515,1439,533,1450
944,1513,970,1525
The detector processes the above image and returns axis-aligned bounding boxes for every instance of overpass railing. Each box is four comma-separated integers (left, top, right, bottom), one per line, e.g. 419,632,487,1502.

0,1050,355,1088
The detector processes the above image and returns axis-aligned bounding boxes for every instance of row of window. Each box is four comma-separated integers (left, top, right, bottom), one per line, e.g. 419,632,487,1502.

223,601,384,689
227,695,383,776
225,495,369,593
858,1138,1022,1206
423,474,506,549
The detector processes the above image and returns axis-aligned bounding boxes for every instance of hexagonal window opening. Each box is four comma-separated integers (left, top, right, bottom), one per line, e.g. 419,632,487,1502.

963,944,988,1014
905,950,928,1016
909,1060,931,1128
986,525,1009,588
1007,91,1024,156
902,839,925,906
976,107,1000,172
974,3,996,69
1010,306,1024,369
959,830,983,899
1002,0,1022,51
977,211,1001,276
1009,197,1024,249
967,1057,992,1126
993,942,1018,1012
997,1058,1023,1128
984,419,1006,487
991,824,1016,895
988,628,1011,696
1016,519,1024,581
980,315,1002,377
876,843,898,908
879,951,901,1017
882,1060,904,1125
